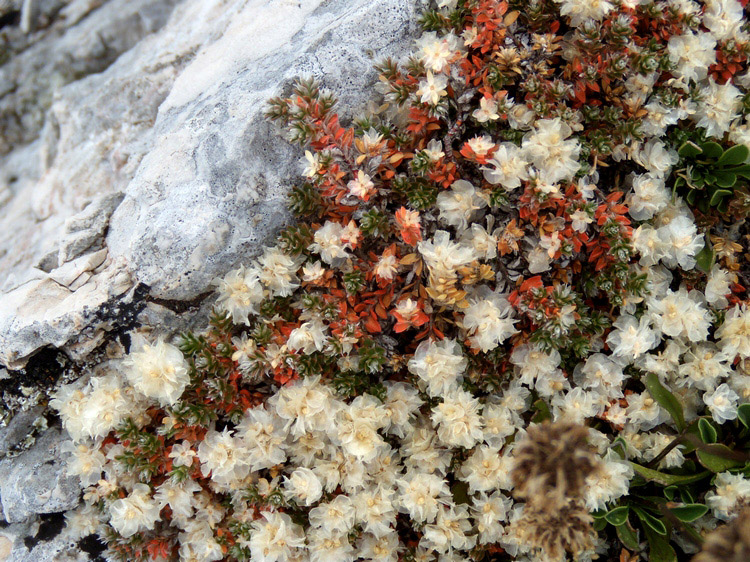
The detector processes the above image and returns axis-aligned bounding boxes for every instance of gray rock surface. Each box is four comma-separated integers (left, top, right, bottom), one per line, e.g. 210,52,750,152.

0,427,79,523
0,0,425,369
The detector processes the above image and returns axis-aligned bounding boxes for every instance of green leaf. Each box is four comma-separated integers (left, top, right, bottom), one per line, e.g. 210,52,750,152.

700,141,723,159
713,172,737,189
709,188,734,206
695,241,715,273
643,524,677,562
698,418,718,444
697,444,746,472
630,463,711,486
678,141,703,158
644,373,685,431
605,506,630,526
663,485,677,501
531,398,552,423
634,507,668,536
669,504,708,522
718,143,749,166
616,522,640,551
686,189,697,204
738,404,750,429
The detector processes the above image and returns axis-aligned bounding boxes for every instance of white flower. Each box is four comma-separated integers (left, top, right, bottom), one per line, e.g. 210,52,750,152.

626,390,669,430
584,456,633,511
287,319,328,354
553,0,614,26
552,388,604,424
481,142,530,189
169,440,197,468
302,261,326,282
214,265,264,325
705,265,735,307
461,224,498,260
309,494,356,533
706,472,750,520
462,289,518,352
420,504,476,553
124,337,190,407
108,483,161,538
417,71,449,105
472,491,512,544
416,31,461,72
473,96,500,123
352,486,397,538
510,344,561,386
606,314,660,361
667,32,717,84
284,467,323,506
154,479,201,521
61,441,106,486
481,404,517,447
637,139,679,176
269,375,338,437
408,339,467,397
693,78,743,139
704,383,740,424
308,529,354,562
396,470,451,523
374,253,399,281
431,389,484,449
648,286,711,342
677,344,732,391
257,246,303,297
418,230,477,278
467,135,495,157
197,428,248,485
574,353,626,398
458,446,504,492
703,0,747,42
436,180,487,230
633,224,668,266
522,118,581,183
716,304,750,360
302,150,321,178
628,173,670,220
357,532,400,562
308,220,359,264
347,170,375,200
249,511,306,562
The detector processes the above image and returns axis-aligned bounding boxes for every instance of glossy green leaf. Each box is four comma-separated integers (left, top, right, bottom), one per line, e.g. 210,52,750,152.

679,487,696,505
718,143,749,166
679,141,703,158
738,404,750,429
695,241,715,273
630,463,711,486
643,524,678,562
697,444,746,472
698,418,718,444
700,141,723,159
634,507,667,536
713,172,737,188
709,188,733,206
616,522,640,551
644,373,685,431
669,504,708,522
663,486,677,501
594,517,607,531
605,506,630,526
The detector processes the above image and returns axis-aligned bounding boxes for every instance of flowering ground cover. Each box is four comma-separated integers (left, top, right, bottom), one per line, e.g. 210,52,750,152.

49,0,750,560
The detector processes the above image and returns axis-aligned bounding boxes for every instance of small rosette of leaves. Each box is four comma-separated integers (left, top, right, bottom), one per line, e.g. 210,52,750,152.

673,140,750,213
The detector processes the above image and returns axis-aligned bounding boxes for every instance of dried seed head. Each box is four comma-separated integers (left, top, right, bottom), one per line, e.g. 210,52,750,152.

511,421,601,506
693,508,750,562
513,499,596,561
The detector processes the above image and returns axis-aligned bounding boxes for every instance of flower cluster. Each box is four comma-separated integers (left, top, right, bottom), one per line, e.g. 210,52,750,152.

47,0,750,561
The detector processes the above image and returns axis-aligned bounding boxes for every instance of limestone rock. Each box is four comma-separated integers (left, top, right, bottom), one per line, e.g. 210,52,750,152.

0,427,79,523
0,0,425,368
